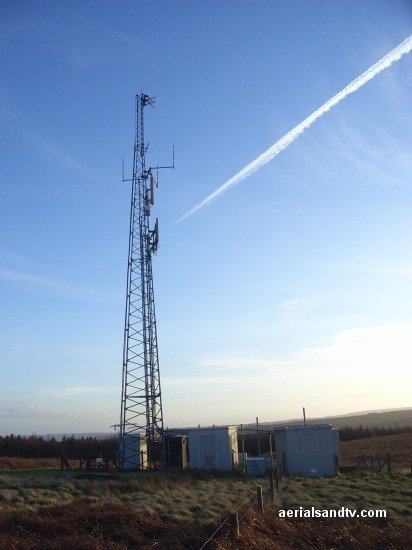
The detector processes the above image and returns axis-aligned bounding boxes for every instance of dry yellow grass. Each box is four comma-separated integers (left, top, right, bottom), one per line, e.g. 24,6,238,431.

0,470,264,524
278,470,411,525
0,468,410,528
0,470,410,549
0,457,59,470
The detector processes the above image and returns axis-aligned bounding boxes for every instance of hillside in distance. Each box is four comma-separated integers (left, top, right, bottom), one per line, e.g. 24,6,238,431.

324,408,412,428
33,409,412,438
262,408,412,429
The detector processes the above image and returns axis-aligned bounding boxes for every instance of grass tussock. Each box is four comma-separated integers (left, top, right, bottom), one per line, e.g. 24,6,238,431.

215,509,412,549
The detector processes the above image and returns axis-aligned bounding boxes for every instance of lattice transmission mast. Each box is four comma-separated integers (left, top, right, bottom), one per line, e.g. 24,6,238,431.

119,93,173,470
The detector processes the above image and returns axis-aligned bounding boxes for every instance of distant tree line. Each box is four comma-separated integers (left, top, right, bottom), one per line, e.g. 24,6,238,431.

338,425,412,442
1,425,411,458
0,434,118,458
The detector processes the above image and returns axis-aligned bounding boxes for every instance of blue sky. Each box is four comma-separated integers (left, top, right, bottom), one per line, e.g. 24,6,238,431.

0,0,411,435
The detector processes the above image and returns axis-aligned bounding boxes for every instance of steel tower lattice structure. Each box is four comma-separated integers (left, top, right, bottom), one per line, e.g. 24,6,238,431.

119,93,171,470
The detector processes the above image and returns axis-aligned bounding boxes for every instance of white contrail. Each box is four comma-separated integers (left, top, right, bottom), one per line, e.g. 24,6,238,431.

178,35,412,223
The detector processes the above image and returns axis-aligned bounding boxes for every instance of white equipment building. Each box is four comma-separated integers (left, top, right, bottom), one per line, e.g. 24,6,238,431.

187,426,238,471
274,424,340,476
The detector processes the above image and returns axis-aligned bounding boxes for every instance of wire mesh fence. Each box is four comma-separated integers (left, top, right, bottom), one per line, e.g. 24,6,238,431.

199,468,282,549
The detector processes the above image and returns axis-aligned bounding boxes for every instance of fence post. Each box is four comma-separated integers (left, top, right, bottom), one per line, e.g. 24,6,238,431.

232,512,240,539
275,466,279,491
386,453,391,474
256,417,261,456
242,435,246,475
270,471,275,504
257,486,264,514
269,433,274,470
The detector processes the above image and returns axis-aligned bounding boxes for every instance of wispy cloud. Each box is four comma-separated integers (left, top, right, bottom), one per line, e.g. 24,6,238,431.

0,247,32,269
245,297,310,320
197,356,277,372
182,323,412,380
195,355,325,377
313,112,412,188
33,386,112,398
64,20,142,69
163,324,412,424
163,376,239,386
306,262,412,278
0,403,68,419
0,102,94,179
0,266,118,302
8,346,23,357
244,305,277,320
0,400,112,419
0,12,142,69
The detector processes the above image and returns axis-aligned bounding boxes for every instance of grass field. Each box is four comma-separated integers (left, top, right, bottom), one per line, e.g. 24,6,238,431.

0,456,59,471
0,469,265,524
0,468,410,547
0,433,411,548
340,432,412,468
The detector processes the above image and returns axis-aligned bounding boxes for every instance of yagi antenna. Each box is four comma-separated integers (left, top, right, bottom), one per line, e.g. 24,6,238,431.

150,141,175,172
148,141,175,185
